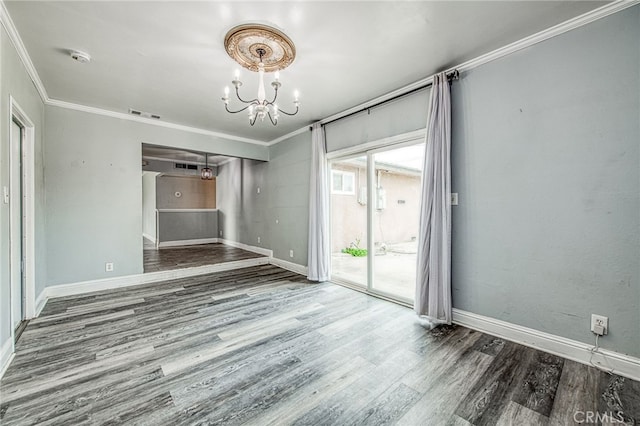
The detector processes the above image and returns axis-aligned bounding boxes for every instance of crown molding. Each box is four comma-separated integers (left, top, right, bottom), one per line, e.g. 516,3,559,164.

453,0,640,74
46,99,269,146
302,0,640,140
266,125,311,146
1,0,269,147
3,0,638,149
0,0,48,102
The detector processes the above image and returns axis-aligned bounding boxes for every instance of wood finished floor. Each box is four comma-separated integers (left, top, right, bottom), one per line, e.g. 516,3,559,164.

1,265,638,425
143,243,265,273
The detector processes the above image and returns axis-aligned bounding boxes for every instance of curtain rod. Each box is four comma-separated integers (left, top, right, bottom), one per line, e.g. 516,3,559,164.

310,69,459,130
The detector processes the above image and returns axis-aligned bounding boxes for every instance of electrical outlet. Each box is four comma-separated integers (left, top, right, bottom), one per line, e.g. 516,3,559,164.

275,219,279,224
105,262,114,272
289,249,294,258
257,187,261,194
257,236,261,244
591,314,608,335
219,230,223,237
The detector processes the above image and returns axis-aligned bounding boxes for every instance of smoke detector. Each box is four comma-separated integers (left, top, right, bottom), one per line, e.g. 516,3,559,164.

70,50,91,64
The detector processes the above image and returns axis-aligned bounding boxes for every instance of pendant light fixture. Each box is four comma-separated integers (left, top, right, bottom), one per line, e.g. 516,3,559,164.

201,153,213,180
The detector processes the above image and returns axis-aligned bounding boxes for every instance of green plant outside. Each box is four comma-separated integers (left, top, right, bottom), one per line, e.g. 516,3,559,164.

342,247,368,257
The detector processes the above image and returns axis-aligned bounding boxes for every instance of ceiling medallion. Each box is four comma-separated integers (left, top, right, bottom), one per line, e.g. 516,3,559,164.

222,24,299,126
224,24,296,72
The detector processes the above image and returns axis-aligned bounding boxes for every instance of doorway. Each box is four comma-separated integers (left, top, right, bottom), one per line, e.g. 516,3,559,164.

10,118,27,340
330,141,425,304
9,98,36,343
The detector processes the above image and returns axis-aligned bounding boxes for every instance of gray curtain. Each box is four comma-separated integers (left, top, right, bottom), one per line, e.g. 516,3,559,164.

415,72,452,325
307,122,330,281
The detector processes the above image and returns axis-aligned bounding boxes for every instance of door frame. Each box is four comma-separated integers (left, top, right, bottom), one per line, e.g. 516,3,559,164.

327,130,426,306
9,96,36,342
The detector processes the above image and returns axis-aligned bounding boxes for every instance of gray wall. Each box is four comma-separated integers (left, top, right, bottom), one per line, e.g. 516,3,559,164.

217,158,268,247
266,132,312,264
44,106,268,286
0,26,46,351
450,7,639,357
325,89,429,153
141,172,157,240
45,107,144,284
216,130,312,265
156,175,216,209
158,210,218,242
1,0,635,365
318,6,639,357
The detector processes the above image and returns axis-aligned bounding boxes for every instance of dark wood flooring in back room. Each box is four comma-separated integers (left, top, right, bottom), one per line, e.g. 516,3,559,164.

143,242,266,273
1,265,639,425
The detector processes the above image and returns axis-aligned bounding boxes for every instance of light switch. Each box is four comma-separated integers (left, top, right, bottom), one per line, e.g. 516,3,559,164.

451,193,458,206
3,187,9,204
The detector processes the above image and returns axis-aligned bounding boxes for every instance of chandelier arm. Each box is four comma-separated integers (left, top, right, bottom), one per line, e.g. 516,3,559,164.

249,114,258,126
267,110,278,126
235,86,259,105
268,86,279,105
277,105,299,116
225,104,253,114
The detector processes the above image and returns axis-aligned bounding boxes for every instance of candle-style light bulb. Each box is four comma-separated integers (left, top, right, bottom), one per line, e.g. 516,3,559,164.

274,71,280,81
234,69,240,80
294,90,299,100
224,86,229,96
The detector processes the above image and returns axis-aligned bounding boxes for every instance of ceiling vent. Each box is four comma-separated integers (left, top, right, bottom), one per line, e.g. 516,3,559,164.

128,108,161,120
174,163,198,170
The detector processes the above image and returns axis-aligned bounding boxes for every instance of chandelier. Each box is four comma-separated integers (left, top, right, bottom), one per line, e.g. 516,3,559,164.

222,24,299,126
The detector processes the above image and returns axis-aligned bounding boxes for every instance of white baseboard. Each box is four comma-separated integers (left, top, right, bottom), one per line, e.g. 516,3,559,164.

0,337,15,380
37,240,274,312
219,238,273,257
157,237,219,248
24,255,640,383
452,308,640,382
142,233,156,244
270,257,308,276
45,257,270,299
34,288,48,317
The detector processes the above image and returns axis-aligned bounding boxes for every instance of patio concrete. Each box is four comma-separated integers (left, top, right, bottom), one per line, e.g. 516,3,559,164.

331,242,417,301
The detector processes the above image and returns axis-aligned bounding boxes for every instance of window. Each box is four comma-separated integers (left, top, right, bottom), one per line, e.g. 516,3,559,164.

332,170,355,194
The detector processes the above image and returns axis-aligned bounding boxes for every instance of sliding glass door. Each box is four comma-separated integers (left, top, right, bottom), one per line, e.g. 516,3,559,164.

371,144,424,301
330,141,425,303
330,155,368,288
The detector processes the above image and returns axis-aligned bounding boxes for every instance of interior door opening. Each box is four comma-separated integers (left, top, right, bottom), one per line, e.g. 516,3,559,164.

10,117,28,342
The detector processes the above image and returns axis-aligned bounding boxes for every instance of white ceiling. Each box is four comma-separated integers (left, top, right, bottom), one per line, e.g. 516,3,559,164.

5,1,607,142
